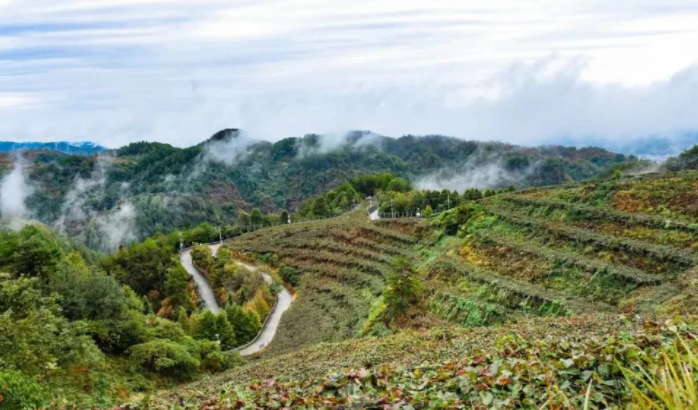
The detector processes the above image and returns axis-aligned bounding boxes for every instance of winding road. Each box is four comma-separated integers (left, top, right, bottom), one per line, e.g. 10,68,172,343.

179,247,220,314
179,242,293,356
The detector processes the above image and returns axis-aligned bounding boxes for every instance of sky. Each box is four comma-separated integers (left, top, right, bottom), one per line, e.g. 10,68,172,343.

1,0,698,151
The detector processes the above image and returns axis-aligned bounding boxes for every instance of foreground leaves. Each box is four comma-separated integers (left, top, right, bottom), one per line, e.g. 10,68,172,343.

102,317,696,410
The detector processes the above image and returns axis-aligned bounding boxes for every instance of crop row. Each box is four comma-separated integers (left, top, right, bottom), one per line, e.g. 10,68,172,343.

500,195,698,233
294,239,396,265
281,259,385,292
275,249,387,277
329,232,414,258
472,231,661,285
427,255,613,314
357,225,417,246
484,205,698,270
429,291,504,327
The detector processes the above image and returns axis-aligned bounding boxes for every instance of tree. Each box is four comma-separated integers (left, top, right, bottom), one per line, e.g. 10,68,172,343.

312,197,330,217
215,314,237,350
191,245,214,272
280,210,290,224
250,208,264,227
164,265,192,310
386,177,411,193
463,188,483,201
338,195,350,210
423,205,434,217
196,311,218,341
176,307,190,334
194,310,237,349
225,302,260,344
0,226,62,280
238,211,251,228
382,257,422,323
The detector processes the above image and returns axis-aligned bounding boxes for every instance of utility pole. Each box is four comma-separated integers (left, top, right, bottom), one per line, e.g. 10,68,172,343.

219,226,223,244
390,199,394,218
179,232,183,251
447,192,451,209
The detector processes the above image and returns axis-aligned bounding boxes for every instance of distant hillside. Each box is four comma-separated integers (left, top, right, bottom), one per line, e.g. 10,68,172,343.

557,131,698,159
1,129,638,251
0,141,105,155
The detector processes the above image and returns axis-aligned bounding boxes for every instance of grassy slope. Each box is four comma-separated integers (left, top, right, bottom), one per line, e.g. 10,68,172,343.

146,171,698,409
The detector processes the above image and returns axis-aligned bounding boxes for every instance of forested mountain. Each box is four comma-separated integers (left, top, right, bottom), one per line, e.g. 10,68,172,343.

0,130,637,251
0,141,105,155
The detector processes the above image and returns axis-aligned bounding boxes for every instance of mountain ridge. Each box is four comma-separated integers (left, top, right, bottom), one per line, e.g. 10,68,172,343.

0,141,106,155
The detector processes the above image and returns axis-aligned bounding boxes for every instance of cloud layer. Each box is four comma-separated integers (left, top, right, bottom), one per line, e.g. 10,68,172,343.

1,1,698,153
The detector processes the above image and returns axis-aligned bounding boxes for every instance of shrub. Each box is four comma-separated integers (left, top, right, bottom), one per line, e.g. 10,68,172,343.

382,257,422,323
278,264,301,286
0,370,49,410
129,340,200,381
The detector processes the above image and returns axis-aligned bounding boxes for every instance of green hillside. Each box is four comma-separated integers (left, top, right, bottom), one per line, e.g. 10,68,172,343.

4,144,698,410
138,169,698,410
0,131,637,251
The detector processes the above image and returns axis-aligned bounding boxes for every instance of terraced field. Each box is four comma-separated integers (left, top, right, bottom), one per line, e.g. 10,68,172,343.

144,171,698,410
427,171,698,326
221,211,421,356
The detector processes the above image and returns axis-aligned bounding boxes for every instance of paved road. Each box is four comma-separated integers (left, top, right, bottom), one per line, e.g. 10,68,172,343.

179,248,220,313
179,243,293,356
234,262,293,356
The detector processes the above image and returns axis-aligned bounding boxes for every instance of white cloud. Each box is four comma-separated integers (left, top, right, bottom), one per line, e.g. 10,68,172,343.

0,156,34,228
0,0,698,153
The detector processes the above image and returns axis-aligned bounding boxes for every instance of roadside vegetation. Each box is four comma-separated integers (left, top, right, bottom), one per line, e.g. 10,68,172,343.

0,226,241,409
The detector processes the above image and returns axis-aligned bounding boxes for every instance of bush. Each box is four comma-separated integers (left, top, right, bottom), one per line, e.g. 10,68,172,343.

382,257,422,323
278,264,301,286
129,340,200,381
0,370,49,410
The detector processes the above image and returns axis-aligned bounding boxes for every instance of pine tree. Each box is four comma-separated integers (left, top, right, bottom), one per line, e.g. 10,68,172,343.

423,205,434,217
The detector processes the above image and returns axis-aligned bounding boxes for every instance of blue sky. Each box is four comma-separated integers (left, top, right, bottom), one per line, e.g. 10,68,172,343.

1,0,698,150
